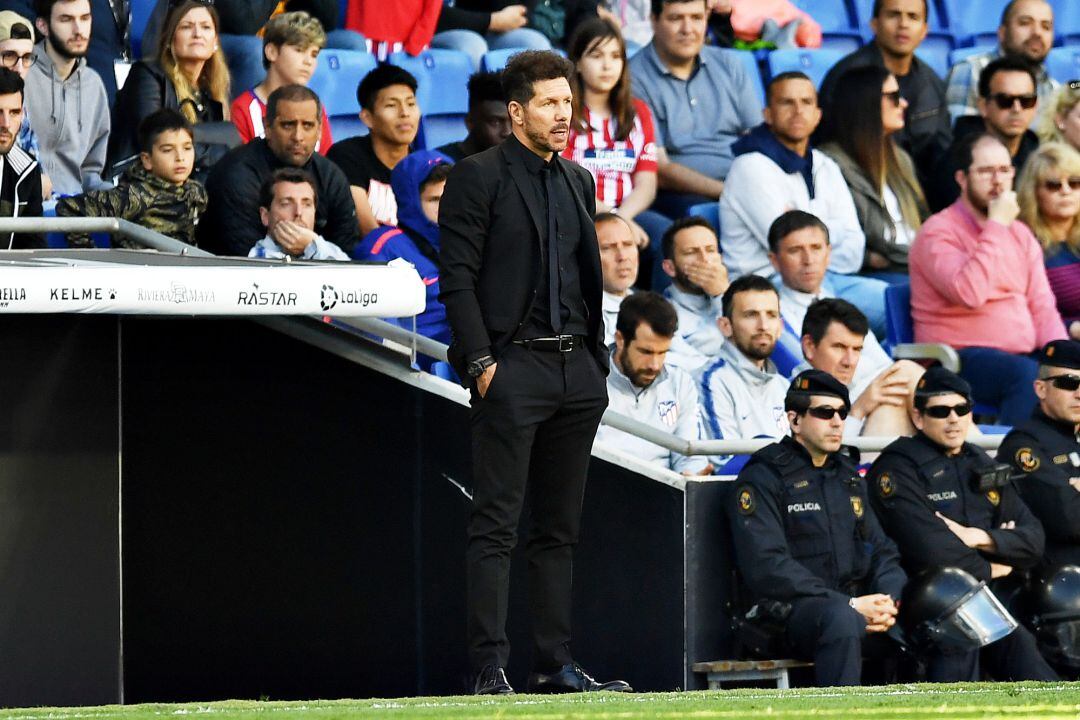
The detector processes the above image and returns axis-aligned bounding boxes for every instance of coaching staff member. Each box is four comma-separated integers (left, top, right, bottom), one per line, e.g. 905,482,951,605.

438,50,631,696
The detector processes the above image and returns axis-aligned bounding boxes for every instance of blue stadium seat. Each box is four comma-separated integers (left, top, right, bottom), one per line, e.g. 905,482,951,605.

430,361,460,382
389,49,472,116
309,50,378,119
1053,0,1080,42
221,34,266,100
947,44,994,68
941,0,1009,45
687,202,720,236
718,49,765,107
482,48,527,72
420,115,468,151
790,0,855,33
1047,47,1080,84
884,282,914,350
820,34,862,55
766,48,846,88
916,36,953,79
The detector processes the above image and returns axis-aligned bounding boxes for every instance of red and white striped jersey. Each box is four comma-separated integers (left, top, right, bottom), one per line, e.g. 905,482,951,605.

561,98,658,208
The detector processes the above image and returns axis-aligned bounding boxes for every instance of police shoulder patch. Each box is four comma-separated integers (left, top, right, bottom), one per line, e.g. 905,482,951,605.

987,489,1001,506
878,472,895,498
850,495,864,519
1015,447,1040,473
737,486,756,515
1054,454,1070,465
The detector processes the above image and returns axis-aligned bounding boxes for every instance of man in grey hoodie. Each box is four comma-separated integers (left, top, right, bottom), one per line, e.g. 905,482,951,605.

25,0,109,195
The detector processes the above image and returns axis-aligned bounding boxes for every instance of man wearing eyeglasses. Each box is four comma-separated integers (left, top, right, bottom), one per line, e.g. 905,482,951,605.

998,340,1080,572
867,367,1058,682
726,369,907,686
911,132,1066,426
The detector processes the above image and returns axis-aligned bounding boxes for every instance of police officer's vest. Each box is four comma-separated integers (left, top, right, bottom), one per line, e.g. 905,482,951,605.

1011,417,1080,470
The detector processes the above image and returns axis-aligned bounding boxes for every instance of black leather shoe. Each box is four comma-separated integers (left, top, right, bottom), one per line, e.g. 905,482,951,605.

473,664,514,695
526,663,633,693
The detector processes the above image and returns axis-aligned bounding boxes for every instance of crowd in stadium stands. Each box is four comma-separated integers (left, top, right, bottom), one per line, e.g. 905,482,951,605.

13,0,1080,685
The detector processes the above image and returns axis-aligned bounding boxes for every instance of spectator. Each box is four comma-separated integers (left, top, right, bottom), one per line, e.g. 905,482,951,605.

910,132,1067,425
436,71,509,162
660,215,729,357
107,0,231,183
767,212,923,438
728,0,821,49
327,64,419,235
57,108,206,248
699,275,789,465
1018,143,1080,340
199,85,357,256
1038,81,1080,152
231,12,333,156
628,0,761,218
0,66,41,248
563,17,669,284
721,71,889,337
819,65,929,277
25,0,109,195
430,2,553,70
930,57,1041,211
0,9,50,199
944,0,1057,124
594,290,712,475
249,167,348,260
343,0,441,61
818,0,948,192
355,149,451,344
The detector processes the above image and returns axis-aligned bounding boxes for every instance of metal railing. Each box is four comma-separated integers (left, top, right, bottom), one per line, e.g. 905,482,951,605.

0,216,1005,456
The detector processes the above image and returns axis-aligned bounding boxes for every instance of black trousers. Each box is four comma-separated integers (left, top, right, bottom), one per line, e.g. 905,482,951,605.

785,596,900,686
465,342,608,672
925,625,1060,681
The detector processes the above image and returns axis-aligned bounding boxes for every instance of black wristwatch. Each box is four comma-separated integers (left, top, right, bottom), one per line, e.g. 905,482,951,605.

466,355,496,378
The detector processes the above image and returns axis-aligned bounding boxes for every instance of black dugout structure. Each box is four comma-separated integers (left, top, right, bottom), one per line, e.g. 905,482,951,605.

0,311,734,707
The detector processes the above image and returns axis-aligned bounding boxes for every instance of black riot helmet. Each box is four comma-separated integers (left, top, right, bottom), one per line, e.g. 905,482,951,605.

1026,565,1080,669
900,567,1018,650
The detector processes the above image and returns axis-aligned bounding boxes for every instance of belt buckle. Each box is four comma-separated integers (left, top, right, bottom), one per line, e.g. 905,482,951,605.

557,335,574,352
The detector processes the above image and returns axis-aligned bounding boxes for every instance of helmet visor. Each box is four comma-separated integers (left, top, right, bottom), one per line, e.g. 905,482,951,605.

948,585,1018,647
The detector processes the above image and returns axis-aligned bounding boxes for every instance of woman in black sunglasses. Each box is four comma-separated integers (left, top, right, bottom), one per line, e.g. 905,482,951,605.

1018,142,1080,343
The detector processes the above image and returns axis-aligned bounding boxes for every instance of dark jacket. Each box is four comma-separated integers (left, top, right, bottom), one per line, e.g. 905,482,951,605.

819,140,927,272
198,139,358,256
0,143,43,249
106,61,229,182
57,164,208,249
438,136,606,379
818,42,951,187
436,0,598,45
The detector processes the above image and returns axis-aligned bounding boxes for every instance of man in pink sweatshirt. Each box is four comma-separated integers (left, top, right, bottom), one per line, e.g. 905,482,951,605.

910,131,1066,425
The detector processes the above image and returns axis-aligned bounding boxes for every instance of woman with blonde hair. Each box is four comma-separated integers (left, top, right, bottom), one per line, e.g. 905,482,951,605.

1018,142,1080,339
1038,82,1080,151
107,0,232,181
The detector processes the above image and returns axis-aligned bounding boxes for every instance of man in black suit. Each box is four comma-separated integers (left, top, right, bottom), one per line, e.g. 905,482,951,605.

439,50,631,696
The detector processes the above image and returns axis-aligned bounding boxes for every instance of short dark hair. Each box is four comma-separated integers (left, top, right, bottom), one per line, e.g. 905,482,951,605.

616,291,679,342
766,71,814,105
594,211,635,236
978,56,1038,100
259,167,319,210
721,274,778,319
801,298,869,345
0,67,23,104
1001,0,1051,26
357,64,418,112
650,0,708,16
421,162,453,190
660,215,717,260
767,210,829,254
872,0,928,20
502,50,573,107
266,84,322,126
34,0,65,18
137,108,193,155
949,131,1003,173
467,71,505,113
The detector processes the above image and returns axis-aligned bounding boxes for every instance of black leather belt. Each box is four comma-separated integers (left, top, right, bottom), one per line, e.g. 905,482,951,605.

513,335,585,352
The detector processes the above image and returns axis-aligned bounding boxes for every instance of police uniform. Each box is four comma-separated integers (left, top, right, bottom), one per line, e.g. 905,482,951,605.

867,367,1057,681
998,340,1080,571
727,371,907,686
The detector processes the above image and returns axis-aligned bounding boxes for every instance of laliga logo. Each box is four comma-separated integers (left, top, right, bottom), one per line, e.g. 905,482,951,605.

320,284,339,311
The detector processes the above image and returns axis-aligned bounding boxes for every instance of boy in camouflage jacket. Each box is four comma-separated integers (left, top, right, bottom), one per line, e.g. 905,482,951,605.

57,109,207,248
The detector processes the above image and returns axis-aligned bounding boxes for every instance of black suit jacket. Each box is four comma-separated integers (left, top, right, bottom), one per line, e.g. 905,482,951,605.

438,138,607,381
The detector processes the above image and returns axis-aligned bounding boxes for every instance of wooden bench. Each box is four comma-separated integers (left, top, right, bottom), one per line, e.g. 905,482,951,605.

691,659,813,689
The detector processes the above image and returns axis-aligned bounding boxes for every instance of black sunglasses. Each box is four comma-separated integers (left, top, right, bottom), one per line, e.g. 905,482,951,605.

1042,177,1080,192
924,403,973,419
806,405,849,421
882,89,903,107
1044,373,1080,391
989,92,1038,110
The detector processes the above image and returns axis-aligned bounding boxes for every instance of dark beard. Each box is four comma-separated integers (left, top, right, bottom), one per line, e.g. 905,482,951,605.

674,267,706,296
47,30,86,60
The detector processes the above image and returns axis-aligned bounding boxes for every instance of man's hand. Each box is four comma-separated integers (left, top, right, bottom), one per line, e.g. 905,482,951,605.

850,364,909,419
596,4,618,24
988,190,1020,226
476,362,498,398
1069,477,1080,492
936,511,994,550
489,5,527,32
627,218,651,250
864,250,890,270
683,254,729,297
990,562,1014,579
683,463,715,477
270,221,317,257
851,593,898,633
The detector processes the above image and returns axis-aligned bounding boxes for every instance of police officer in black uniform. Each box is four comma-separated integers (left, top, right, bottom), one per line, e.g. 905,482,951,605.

727,370,907,687
867,367,1058,681
998,340,1080,571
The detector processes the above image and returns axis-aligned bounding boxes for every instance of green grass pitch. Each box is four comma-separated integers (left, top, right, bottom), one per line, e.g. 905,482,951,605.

3,683,1080,720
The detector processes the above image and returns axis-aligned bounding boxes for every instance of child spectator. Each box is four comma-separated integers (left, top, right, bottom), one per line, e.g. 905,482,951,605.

231,11,333,156
57,109,207,248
